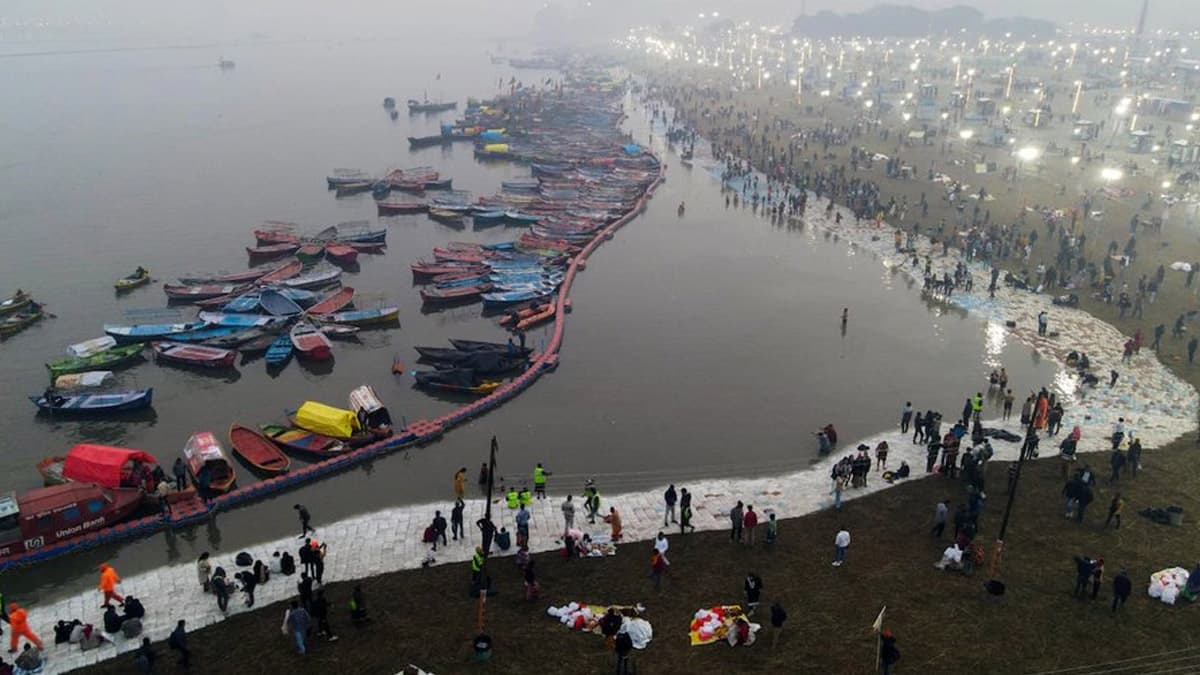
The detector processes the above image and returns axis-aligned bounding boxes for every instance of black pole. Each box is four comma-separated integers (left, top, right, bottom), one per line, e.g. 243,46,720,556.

989,413,1037,580
483,436,498,561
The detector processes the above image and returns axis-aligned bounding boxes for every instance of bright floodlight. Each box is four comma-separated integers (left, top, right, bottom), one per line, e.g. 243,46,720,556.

1100,167,1123,181
1017,146,1040,162
1070,156,1081,164
959,129,974,140
1162,180,1173,189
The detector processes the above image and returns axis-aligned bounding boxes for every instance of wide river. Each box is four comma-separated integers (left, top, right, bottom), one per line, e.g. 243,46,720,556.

0,37,1058,598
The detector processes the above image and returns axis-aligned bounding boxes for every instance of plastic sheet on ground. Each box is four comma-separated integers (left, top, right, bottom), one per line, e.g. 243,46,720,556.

546,602,651,647
1149,567,1190,605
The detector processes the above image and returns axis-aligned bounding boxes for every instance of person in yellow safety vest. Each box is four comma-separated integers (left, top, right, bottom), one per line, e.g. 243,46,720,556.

505,488,519,509
971,392,984,421
533,463,552,499
471,546,484,583
518,486,532,507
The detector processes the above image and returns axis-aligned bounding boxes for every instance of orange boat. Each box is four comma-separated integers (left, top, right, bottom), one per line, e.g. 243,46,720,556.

228,424,290,475
307,286,355,315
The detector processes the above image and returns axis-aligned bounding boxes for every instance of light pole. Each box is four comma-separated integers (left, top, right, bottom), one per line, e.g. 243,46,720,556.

1071,80,1083,115
1005,64,1015,100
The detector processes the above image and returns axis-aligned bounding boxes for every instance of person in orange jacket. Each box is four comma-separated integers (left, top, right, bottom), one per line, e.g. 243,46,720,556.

98,564,124,608
7,603,42,653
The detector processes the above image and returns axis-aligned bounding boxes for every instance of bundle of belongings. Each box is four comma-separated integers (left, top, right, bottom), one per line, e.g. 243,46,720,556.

688,605,760,647
1149,565,1200,605
562,529,617,557
545,603,653,648
1139,506,1184,526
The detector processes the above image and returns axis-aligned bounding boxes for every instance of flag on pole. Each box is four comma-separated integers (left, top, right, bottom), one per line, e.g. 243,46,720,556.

871,606,886,633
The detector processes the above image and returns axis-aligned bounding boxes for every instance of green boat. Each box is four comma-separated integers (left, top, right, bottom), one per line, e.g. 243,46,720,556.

0,305,44,337
46,343,146,379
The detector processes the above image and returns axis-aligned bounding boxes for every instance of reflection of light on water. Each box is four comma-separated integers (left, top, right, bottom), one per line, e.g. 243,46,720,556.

983,321,1006,368
1053,367,1078,404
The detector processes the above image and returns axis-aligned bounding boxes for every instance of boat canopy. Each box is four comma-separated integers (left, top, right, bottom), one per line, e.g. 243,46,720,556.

295,401,361,438
63,444,157,488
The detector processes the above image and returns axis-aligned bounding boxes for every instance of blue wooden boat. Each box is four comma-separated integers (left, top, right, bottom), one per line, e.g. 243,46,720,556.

265,333,293,367
222,293,261,313
481,289,552,306
435,273,491,288
481,241,517,251
472,210,508,223
31,388,154,414
104,321,206,343
197,312,286,328
259,289,303,317
335,229,387,244
170,325,246,343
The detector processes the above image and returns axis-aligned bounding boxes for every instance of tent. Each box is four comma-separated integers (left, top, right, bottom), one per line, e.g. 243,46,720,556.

294,401,361,439
63,444,157,488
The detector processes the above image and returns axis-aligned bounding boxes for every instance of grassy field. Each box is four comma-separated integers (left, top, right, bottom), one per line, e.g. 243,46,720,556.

77,69,1200,675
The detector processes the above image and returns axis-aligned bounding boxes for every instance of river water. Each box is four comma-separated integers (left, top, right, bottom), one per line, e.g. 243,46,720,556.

0,37,1058,598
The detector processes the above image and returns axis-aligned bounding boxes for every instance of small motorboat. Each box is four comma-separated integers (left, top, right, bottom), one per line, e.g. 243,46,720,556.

31,389,154,415
0,483,144,560
0,290,32,316
183,431,237,493
448,338,533,356
228,424,290,475
0,304,44,337
413,368,501,395
46,344,146,379
151,341,238,369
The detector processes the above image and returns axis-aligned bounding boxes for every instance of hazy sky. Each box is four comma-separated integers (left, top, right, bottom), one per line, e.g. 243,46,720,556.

1,0,1195,45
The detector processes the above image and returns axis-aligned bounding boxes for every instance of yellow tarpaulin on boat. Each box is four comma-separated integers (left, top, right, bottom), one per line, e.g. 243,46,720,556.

482,143,509,153
294,401,361,439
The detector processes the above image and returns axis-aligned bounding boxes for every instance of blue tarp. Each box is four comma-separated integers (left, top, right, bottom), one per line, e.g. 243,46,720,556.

480,131,506,142
623,144,642,155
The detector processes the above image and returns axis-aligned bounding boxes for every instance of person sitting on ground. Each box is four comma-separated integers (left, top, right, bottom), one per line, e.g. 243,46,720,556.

102,605,125,634
279,551,296,576
122,595,145,621
1184,563,1200,601
13,644,42,675
494,527,512,552
727,617,755,647
254,560,270,585
935,544,964,571
78,624,110,651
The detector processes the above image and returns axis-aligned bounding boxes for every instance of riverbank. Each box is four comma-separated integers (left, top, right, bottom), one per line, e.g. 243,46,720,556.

74,435,1200,675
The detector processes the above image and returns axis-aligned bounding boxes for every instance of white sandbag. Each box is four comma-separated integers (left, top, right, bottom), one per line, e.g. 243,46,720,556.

621,617,654,650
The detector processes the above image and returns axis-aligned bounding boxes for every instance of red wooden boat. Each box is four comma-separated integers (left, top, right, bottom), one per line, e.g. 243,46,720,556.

247,243,301,259
178,259,292,286
289,322,332,360
163,283,246,301
257,258,303,284
431,269,489,285
0,483,145,560
325,244,359,265
151,341,238,368
296,244,325,263
420,283,492,303
307,287,355,315
228,424,290,475
254,224,301,245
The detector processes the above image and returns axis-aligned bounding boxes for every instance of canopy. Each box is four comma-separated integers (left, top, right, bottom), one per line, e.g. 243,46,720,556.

295,401,361,439
63,444,157,488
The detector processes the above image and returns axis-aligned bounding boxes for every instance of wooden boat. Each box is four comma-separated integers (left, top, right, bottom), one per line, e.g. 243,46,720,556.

318,323,360,340
326,169,372,188
481,289,552,306
346,241,386,254
413,368,501,395
289,322,333,360
163,283,245,302
408,134,449,149
47,344,145,379
335,182,374,197
411,261,488,280
407,99,457,113
324,244,358,265
0,483,144,560
237,331,280,354
219,292,261,313
229,424,290,474
203,327,268,349
332,227,387,244
296,244,325,264
246,243,301,258
280,265,341,289
314,306,399,326
417,347,526,374
420,283,491,303
429,208,466,225
431,270,490,287
36,444,158,487
257,259,303,284
424,178,453,190
197,312,286,328
265,333,293,367
178,260,291,285
448,338,533,356
0,305,45,337
377,199,429,215
183,431,237,493
31,389,153,415
151,341,237,369
0,290,32,316
307,287,355,315
53,370,114,390
114,269,151,292
105,321,205,343
259,424,347,458
259,289,304,317
169,325,246,343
